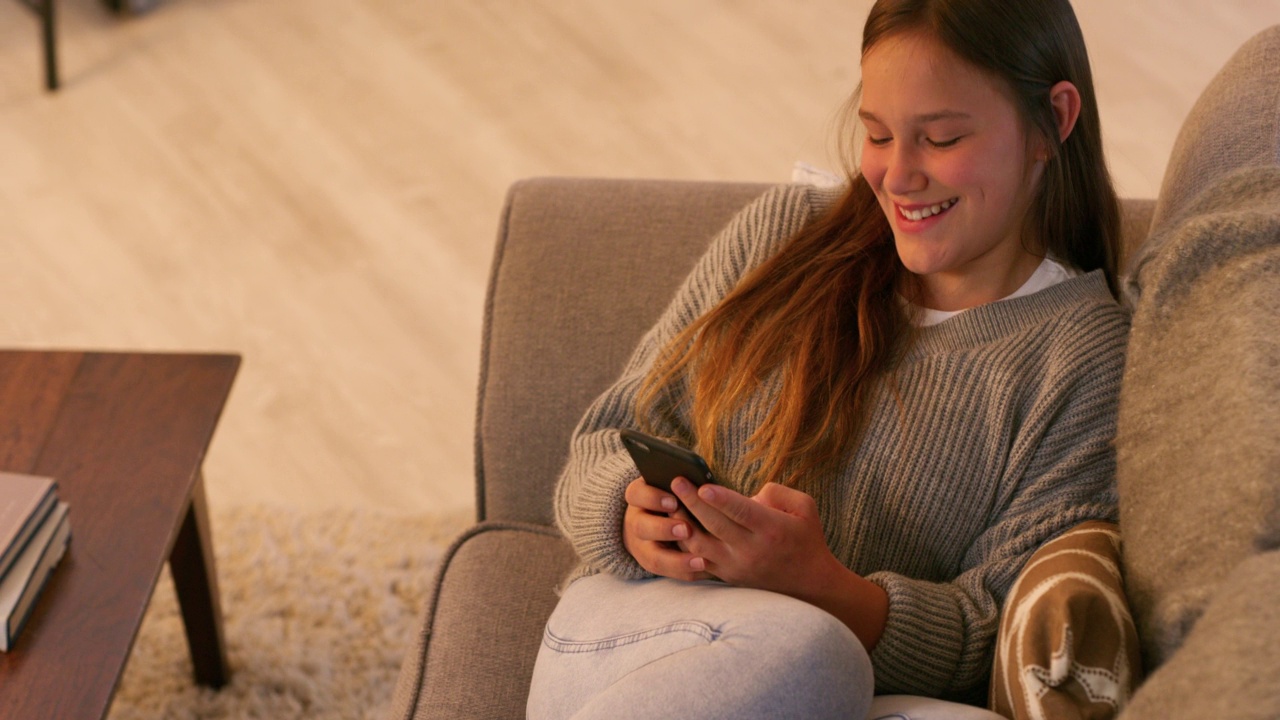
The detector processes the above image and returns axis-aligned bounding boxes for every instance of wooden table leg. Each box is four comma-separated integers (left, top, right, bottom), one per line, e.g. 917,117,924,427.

169,472,231,688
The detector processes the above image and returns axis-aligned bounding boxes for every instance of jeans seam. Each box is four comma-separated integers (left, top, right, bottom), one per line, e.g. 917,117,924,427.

542,620,718,654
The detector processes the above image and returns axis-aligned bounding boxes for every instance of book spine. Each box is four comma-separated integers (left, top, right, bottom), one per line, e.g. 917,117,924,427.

1,504,71,652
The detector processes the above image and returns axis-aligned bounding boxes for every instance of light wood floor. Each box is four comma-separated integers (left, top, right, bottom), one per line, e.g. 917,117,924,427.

1,1,1276,516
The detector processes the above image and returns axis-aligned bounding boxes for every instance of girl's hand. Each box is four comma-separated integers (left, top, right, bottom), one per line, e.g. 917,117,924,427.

670,478,838,597
671,477,889,649
621,477,715,582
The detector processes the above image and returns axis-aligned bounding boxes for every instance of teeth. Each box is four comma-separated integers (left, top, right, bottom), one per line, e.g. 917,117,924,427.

899,198,957,221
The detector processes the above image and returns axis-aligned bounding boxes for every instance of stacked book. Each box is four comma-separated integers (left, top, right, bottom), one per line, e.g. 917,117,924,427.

0,472,71,652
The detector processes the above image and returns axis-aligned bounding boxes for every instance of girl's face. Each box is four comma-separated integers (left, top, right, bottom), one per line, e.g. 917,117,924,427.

859,32,1048,311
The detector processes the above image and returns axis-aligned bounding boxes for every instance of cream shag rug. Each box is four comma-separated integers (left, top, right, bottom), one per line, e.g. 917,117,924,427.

108,505,471,720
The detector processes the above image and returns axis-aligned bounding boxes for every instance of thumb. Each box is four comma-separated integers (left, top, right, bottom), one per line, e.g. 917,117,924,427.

752,482,817,516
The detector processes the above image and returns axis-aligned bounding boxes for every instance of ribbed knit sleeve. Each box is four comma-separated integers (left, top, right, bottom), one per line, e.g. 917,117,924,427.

553,184,822,579
863,278,1130,696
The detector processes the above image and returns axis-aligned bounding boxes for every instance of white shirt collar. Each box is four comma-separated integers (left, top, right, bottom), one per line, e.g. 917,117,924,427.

913,257,1081,327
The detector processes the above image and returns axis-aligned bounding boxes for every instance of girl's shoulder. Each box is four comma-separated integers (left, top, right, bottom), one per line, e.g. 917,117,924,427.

707,182,841,274
1025,272,1132,373
734,181,838,225
802,181,847,216
731,181,846,230
1041,272,1132,337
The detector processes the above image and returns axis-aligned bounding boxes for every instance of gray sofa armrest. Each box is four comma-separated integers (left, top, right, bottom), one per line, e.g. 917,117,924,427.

1117,199,1154,277
1116,23,1280,715
1118,552,1280,720
1124,24,1280,303
387,522,578,720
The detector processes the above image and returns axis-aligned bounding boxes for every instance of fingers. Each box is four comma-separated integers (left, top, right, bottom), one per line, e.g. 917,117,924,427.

625,502,691,543
624,507,710,581
641,543,716,582
623,481,707,581
752,482,820,517
624,477,679,514
670,478,759,540
669,480,815,587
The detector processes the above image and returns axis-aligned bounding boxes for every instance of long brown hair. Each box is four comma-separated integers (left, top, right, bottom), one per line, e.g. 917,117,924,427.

639,0,1121,494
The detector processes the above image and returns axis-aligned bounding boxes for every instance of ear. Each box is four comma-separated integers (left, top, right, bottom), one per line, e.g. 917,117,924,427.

1049,80,1082,143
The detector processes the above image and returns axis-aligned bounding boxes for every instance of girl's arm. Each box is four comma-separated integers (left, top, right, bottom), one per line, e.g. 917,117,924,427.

553,185,819,578
866,311,1130,696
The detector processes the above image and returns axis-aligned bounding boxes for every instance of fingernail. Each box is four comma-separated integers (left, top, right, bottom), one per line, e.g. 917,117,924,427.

699,485,717,501
672,523,688,539
671,477,690,495
661,496,678,512
690,557,706,572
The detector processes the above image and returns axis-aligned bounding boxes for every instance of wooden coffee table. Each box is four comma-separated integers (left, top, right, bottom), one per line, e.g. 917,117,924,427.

0,350,239,719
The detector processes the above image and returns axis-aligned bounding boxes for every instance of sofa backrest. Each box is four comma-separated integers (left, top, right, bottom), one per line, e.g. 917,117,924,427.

475,177,1155,526
475,178,771,524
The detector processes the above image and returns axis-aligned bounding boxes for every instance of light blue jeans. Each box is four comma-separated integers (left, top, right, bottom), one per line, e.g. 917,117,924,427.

527,573,874,720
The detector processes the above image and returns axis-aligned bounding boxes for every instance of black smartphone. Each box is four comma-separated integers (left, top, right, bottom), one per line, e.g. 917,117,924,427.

619,429,717,494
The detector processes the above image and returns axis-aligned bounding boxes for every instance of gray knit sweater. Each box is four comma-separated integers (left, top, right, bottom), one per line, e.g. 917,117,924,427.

554,183,1130,697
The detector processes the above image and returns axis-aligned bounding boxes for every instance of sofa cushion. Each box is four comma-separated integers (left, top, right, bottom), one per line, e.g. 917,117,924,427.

990,522,1140,720
387,522,578,720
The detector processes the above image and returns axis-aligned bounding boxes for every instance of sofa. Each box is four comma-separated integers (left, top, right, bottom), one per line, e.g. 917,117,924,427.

389,25,1278,720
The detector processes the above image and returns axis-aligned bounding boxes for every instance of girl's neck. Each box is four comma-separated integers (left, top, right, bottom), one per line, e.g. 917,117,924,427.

911,248,1045,312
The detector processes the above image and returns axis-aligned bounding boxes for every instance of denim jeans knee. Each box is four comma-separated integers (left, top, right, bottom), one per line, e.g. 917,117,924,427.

527,573,874,720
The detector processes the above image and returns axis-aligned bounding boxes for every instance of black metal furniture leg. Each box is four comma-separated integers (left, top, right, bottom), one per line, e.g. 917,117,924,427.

43,0,58,91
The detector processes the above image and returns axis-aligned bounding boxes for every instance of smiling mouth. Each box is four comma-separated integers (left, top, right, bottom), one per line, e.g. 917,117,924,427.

897,197,959,222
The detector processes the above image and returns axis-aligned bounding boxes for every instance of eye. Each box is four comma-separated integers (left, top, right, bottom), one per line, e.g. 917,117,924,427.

927,136,962,148
867,136,892,147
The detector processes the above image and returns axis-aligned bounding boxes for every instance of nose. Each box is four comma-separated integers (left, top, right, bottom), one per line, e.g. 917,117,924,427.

882,144,927,196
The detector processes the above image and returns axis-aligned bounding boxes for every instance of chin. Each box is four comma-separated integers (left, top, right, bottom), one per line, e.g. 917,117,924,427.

893,242,947,277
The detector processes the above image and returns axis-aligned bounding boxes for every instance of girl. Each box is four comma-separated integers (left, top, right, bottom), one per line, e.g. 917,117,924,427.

529,0,1128,717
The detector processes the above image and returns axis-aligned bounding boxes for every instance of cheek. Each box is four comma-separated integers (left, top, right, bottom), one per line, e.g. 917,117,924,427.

951,144,1028,202
859,147,888,191
927,152,984,193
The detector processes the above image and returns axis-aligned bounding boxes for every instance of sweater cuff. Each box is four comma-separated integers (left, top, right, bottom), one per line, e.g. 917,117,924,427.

867,571,966,695
559,449,650,579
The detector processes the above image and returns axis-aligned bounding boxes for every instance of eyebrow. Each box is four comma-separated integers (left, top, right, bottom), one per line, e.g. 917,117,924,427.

858,109,973,124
